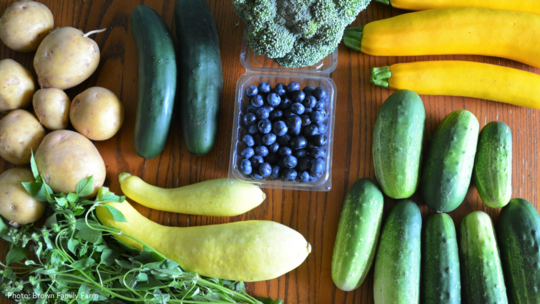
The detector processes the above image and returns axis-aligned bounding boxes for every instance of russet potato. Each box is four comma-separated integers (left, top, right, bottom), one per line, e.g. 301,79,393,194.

33,88,70,130
0,59,36,112
0,109,45,165
0,168,45,226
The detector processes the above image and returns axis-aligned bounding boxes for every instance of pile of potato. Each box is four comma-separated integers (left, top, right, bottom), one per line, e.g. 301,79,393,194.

0,0,125,226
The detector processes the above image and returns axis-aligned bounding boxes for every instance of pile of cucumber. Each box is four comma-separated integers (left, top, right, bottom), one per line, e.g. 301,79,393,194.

332,90,539,304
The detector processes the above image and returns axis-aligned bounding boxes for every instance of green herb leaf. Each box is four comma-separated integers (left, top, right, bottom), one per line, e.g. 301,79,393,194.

76,176,94,197
115,259,134,269
136,272,148,281
30,150,39,179
77,284,92,304
153,289,170,304
75,228,102,243
6,246,27,264
67,192,79,204
36,268,58,275
22,182,47,202
100,248,119,266
44,214,57,228
102,204,127,222
0,218,9,241
41,180,55,204
67,239,80,255
94,244,107,252
99,194,124,203
73,206,86,216
71,258,95,271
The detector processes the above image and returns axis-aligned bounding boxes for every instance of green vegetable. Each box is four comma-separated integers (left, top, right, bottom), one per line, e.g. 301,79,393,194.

372,89,425,199
460,211,508,304
373,200,422,304
0,154,280,304
421,110,479,212
131,6,177,159
331,178,384,291
175,0,222,156
474,121,512,208
498,198,540,304
421,213,460,304
232,0,370,68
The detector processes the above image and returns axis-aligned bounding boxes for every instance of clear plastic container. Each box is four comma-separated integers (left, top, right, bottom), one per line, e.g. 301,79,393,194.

228,35,338,191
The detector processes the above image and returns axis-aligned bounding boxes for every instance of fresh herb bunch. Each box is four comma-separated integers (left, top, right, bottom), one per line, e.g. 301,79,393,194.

0,154,283,304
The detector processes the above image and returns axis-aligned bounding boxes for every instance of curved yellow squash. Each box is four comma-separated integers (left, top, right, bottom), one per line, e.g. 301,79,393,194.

96,200,311,282
119,173,265,217
372,61,540,109
361,8,540,68
384,0,540,15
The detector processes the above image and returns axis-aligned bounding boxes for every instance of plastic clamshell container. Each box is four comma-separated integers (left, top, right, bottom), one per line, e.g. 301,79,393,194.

228,34,337,191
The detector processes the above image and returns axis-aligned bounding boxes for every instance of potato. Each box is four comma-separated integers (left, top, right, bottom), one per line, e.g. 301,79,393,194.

0,168,45,226
70,87,124,141
34,27,103,90
0,109,45,165
0,59,36,112
35,130,105,197
0,0,53,52
33,88,70,130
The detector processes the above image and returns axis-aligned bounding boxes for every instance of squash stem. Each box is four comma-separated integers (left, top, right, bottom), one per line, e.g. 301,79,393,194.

371,66,392,88
374,0,391,5
343,26,363,52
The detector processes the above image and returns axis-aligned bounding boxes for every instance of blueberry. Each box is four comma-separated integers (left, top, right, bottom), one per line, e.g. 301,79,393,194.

242,134,255,147
245,85,258,97
304,107,313,114
274,83,287,96
258,82,271,94
303,124,318,136
267,93,281,107
309,173,322,182
316,122,327,134
301,114,311,126
314,99,326,111
283,155,298,168
297,157,311,171
286,115,302,136
253,133,263,146
270,165,280,179
277,134,290,146
269,110,283,121
240,147,254,159
259,163,272,177
292,90,305,103
303,95,317,109
255,108,269,120
280,97,292,109
273,120,288,136
286,81,300,94
313,87,327,100
248,124,259,135
252,173,264,180
268,142,280,153
243,113,257,126
312,134,327,146
311,147,326,159
245,104,258,114
294,149,307,158
290,136,308,150
250,155,264,168
310,157,325,176
281,168,297,181
311,110,325,124
262,105,274,113
291,102,305,115
299,171,311,182
251,95,264,107
283,109,294,117
254,145,269,157
257,119,272,134
266,152,279,164
279,146,292,157
303,86,315,96
262,133,277,146
240,159,252,175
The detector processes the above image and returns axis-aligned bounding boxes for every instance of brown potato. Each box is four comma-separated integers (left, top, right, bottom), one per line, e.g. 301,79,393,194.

34,27,102,90
0,109,45,165
0,0,53,52
0,59,36,112
0,168,45,226
35,130,105,197
33,88,70,130
70,87,124,141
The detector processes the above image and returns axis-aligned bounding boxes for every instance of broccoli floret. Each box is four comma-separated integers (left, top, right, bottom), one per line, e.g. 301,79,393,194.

233,0,370,68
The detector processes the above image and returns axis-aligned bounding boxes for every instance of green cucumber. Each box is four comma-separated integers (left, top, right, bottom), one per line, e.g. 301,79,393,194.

373,89,425,199
131,6,177,159
474,121,512,208
175,0,222,156
498,198,540,304
421,213,460,304
331,178,384,291
460,211,508,304
374,200,422,304
421,110,479,212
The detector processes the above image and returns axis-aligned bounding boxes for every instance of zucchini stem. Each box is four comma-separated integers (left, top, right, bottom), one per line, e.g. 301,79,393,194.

374,0,391,5
371,66,392,88
343,26,363,52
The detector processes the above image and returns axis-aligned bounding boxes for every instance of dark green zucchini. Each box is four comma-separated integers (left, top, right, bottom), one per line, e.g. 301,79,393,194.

131,6,177,159
175,0,222,156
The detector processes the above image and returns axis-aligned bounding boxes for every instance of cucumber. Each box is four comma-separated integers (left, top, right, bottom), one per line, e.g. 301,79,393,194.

498,198,540,304
421,110,479,212
174,0,222,156
331,178,384,291
421,213,460,304
474,121,512,208
460,211,508,304
373,89,425,199
374,200,422,304
130,6,177,159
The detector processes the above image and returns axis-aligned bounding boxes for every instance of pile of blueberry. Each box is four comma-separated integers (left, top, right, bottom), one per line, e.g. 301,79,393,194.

238,81,329,182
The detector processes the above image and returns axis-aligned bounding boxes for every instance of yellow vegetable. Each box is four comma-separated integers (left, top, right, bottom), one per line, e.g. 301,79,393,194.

343,8,540,69
118,173,266,217
96,200,311,282
370,61,540,109
376,0,540,15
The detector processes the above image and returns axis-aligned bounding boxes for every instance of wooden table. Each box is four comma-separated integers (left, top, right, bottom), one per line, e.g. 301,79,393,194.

0,0,538,303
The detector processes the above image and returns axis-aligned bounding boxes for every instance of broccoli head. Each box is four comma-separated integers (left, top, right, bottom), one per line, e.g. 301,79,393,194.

233,0,370,68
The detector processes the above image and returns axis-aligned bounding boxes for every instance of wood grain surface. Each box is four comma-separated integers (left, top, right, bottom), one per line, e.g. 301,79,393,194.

0,0,538,303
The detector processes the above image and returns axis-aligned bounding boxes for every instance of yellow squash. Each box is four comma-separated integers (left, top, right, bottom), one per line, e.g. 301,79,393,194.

377,0,540,15
370,61,540,109
96,201,310,282
118,173,265,216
